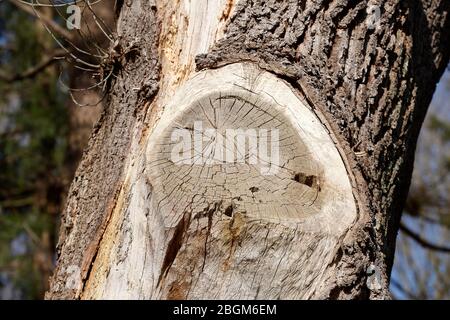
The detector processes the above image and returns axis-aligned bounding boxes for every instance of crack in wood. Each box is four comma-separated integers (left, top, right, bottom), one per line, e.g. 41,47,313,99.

158,211,191,286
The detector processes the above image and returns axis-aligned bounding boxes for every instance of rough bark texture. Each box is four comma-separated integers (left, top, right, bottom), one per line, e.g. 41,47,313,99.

46,0,450,299
46,1,160,298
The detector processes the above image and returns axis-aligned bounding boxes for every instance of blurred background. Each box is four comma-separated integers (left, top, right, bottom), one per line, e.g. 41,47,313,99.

0,1,449,299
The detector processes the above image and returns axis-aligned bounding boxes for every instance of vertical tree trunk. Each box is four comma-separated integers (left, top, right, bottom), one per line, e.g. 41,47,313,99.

46,0,450,299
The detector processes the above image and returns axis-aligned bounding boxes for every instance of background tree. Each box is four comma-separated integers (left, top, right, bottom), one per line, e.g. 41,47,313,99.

0,0,113,299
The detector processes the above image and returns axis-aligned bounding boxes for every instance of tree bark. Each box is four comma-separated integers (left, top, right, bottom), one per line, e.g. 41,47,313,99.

46,0,450,299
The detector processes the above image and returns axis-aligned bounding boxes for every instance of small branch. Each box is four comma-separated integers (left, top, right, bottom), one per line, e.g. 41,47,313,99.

400,222,450,253
0,197,34,208
8,0,75,41
0,49,66,81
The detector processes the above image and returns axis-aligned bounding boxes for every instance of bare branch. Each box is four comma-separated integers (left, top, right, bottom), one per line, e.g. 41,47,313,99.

400,222,450,253
8,0,75,41
0,49,66,81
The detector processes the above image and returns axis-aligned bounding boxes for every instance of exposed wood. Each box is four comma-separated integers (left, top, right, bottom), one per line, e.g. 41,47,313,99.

81,63,357,299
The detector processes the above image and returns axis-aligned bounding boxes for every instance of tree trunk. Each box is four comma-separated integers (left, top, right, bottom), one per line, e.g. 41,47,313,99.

46,0,450,299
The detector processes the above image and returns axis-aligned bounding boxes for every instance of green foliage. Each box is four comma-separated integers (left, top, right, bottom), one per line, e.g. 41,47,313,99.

0,4,69,299
429,116,450,143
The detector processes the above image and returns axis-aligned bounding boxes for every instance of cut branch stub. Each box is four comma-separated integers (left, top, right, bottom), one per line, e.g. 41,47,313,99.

141,63,359,298
81,62,359,299
146,62,356,235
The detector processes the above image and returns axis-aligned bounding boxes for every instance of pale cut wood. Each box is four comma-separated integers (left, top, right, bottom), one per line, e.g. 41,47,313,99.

147,63,356,231
81,63,356,299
